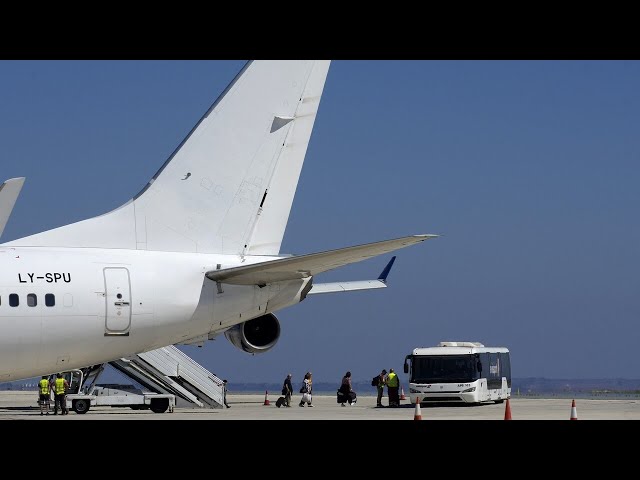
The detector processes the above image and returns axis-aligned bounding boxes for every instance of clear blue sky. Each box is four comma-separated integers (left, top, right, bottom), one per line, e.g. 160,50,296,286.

1,60,638,384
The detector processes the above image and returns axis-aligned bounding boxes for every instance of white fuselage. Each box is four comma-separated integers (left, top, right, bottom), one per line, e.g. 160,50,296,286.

0,246,308,382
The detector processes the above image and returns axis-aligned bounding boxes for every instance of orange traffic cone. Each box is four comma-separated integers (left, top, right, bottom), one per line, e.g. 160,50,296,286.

400,387,406,400
570,399,577,420
263,390,270,406
413,397,422,420
504,398,512,420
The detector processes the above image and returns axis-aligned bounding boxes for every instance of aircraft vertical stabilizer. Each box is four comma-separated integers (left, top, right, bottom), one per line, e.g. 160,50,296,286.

0,177,25,239
3,61,331,254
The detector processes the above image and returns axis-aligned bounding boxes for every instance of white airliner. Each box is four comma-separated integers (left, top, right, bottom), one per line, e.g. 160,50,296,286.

0,60,436,383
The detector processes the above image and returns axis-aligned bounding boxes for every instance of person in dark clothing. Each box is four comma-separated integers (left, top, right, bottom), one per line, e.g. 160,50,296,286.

375,369,387,407
338,371,357,406
282,373,293,407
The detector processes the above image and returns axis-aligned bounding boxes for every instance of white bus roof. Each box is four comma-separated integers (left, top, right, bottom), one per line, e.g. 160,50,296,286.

411,341,509,356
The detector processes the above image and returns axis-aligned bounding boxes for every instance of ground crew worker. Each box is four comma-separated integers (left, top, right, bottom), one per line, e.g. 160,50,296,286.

386,368,400,407
38,375,51,416
53,373,70,415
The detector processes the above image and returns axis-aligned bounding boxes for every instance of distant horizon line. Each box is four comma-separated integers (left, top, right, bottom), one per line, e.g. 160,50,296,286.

3,376,640,388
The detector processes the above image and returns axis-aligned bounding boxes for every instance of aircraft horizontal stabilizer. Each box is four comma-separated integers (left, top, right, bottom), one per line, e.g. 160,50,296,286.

307,279,387,295
307,255,397,295
205,234,437,286
0,177,25,239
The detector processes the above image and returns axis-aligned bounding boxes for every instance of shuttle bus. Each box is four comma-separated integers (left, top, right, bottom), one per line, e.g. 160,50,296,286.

403,341,511,405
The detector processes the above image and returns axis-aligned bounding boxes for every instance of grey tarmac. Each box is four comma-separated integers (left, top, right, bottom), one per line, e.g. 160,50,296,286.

1,391,639,420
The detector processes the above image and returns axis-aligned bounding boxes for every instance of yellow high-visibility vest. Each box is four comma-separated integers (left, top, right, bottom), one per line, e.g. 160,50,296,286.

55,377,66,395
39,379,49,395
387,372,399,387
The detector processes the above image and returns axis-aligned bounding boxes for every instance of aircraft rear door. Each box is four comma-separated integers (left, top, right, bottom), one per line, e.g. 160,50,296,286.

104,267,132,336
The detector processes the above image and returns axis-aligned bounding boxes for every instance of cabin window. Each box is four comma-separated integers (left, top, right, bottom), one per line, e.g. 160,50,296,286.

27,294,37,307
45,294,55,307
9,294,19,307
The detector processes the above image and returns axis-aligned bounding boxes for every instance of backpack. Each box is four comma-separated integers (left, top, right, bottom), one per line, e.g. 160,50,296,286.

371,375,378,387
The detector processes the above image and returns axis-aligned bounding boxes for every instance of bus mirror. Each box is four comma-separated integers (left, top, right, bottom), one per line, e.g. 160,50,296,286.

477,361,482,373
403,361,408,374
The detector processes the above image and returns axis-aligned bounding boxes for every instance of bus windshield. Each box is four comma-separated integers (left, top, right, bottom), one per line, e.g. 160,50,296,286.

410,354,478,383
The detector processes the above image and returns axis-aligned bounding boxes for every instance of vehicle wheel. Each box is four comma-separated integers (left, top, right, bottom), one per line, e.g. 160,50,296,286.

150,398,169,413
73,399,90,414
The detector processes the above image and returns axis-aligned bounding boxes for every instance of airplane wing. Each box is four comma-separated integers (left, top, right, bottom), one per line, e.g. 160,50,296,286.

0,177,25,239
205,235,437,286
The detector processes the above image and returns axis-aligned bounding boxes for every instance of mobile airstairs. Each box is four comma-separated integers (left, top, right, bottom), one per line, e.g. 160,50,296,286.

70,345,225,411
110,345,225,408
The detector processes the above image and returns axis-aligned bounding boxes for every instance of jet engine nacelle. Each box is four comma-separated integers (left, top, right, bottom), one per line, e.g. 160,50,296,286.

224,313,281,354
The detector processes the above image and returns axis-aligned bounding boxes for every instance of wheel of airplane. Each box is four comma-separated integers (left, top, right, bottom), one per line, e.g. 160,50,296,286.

73,399,90,414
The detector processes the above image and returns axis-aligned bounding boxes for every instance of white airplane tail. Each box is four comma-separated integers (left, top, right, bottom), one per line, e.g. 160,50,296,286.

0,177,25,239
5,61,331,254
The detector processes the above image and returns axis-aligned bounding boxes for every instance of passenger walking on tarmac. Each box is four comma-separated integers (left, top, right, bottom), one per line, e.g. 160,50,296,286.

282,373,293,407
53,373,69,415
299,372,313,407
38,375,51,416
375,369,387,408
222,379,230,408
386,368,400,407
339,371,357,406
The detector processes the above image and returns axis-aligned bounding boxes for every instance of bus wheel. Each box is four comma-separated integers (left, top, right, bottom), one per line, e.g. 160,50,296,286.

73,399,90,414
150,398,169,413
